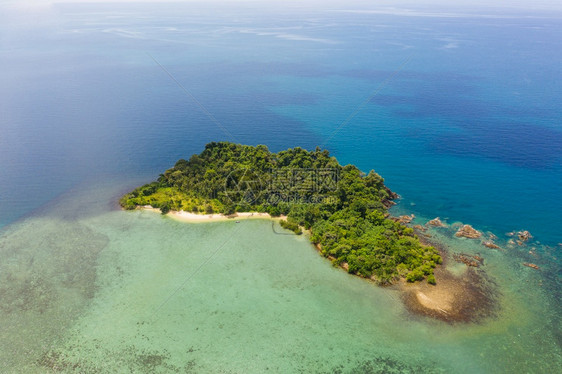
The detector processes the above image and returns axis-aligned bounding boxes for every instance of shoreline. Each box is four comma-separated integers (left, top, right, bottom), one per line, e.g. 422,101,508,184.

138,205,285,223
315,227,498,323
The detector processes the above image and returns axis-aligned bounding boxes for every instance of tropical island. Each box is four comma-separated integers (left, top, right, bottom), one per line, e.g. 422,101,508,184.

121,142,442,285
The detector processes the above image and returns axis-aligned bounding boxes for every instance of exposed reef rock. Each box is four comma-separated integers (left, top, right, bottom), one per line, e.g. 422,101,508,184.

517,230,532,242
394,214,415,224
382,189,399,208
383,200,396,208
483,241,500,249
507,230,533,243
523,263,540,270
427,217,445,227
455,224,482,239
413,224,427,232
453,253,484,267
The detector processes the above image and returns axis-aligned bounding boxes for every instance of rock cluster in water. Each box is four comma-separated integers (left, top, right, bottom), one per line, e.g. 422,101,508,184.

453,253,484,267
517,230,532,242
506,230,533,245
483,241,500,249
523,262,539,270
394,214,415,224
455,224,482,239
427,217,445,227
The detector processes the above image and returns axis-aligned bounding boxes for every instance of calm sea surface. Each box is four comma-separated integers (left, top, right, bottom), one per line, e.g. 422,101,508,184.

1,2,560,373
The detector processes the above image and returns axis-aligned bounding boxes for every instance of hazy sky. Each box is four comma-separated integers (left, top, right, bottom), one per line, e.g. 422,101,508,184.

2,0,562,16
3,0,562,9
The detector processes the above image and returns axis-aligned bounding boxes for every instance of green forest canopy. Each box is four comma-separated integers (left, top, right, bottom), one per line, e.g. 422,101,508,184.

121,142,441,284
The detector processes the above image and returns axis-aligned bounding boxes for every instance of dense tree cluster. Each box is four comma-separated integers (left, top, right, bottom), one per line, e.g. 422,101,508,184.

121,142,441,284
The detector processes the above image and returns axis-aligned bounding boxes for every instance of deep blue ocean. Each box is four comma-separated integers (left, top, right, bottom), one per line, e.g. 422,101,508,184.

2,2,561,244
1,2,561,372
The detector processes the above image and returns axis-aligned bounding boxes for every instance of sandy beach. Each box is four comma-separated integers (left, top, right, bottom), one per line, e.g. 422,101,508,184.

171,210,275,223
139,206,279,223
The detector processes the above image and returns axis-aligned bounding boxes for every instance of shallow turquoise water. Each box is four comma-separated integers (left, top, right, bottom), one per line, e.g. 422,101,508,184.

0,182,560,373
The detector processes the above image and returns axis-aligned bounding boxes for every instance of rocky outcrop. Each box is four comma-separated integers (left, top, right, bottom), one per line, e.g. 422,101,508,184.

413,224,427,232
517,230,532,242
523,263,539,270
453,253,484,267
382,188,399,208
427,217,445,227
483,241,500,249
455,224,482,239
395,214,415,224
507,230,532,243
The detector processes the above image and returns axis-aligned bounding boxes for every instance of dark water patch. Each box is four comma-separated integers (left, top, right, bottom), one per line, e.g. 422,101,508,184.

0,273,56,314
368,75,489,120
349,68,562,169
355,65,558,122
0,221,108,311
0,219,109,371
343,68,479,84
324,356,444,374
378,93,555,121
430,122,562,169
38,346,185,374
